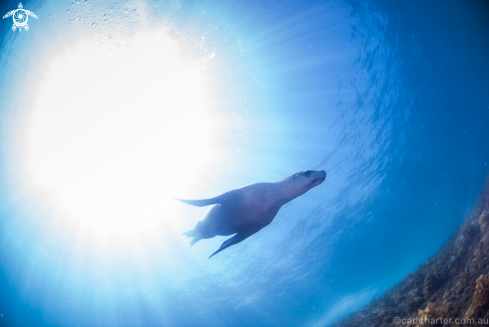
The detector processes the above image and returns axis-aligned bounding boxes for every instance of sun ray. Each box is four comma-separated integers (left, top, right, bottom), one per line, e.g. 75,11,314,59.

15,29,217,240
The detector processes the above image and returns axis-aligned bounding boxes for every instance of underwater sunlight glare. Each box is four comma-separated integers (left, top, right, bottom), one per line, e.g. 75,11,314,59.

13,30,215,240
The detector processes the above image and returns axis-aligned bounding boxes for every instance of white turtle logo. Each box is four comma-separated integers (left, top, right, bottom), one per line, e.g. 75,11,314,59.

3,3,38,32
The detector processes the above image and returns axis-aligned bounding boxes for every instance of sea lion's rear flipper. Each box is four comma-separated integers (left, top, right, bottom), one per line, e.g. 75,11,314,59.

182,229,195,237
208,231,254,259
182,230,202,247
175,197,221,207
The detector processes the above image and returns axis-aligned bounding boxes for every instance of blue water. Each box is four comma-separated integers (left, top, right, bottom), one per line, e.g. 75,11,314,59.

1,0,489,326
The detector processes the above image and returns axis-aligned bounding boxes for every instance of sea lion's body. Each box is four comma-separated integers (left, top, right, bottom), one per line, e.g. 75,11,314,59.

178,170,326,258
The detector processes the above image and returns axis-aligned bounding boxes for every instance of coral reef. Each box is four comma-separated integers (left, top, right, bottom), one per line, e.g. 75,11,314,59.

332,178,489,327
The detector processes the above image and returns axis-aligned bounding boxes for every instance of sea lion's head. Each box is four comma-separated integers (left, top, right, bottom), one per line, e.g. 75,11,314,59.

283,170,327,189
300,170,326,188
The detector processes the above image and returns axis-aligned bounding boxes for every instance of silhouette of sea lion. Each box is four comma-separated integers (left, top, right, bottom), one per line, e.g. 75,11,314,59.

177,170,326,258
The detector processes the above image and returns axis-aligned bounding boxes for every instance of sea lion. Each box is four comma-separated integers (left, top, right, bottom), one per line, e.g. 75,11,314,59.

177,170,326,258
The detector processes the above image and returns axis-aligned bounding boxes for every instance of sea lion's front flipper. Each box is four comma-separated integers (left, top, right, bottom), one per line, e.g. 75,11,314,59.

208,231,255,259
175,197,221,207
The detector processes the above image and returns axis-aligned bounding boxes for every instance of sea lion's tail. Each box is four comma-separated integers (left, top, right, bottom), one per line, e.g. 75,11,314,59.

182,229,195,237
182,229,202,247
189,236,201,247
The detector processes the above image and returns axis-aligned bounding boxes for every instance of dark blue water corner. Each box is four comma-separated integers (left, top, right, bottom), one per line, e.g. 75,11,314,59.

0,0,488,326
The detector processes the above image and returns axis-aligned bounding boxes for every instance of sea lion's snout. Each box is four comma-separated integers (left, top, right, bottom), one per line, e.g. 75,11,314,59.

308,170,326,187
317,170,326,182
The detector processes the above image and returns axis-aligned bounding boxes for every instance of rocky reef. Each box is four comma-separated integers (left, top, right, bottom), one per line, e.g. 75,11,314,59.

332,178,489,327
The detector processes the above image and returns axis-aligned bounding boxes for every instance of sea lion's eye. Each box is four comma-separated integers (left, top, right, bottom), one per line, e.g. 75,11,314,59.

304,170,311,177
